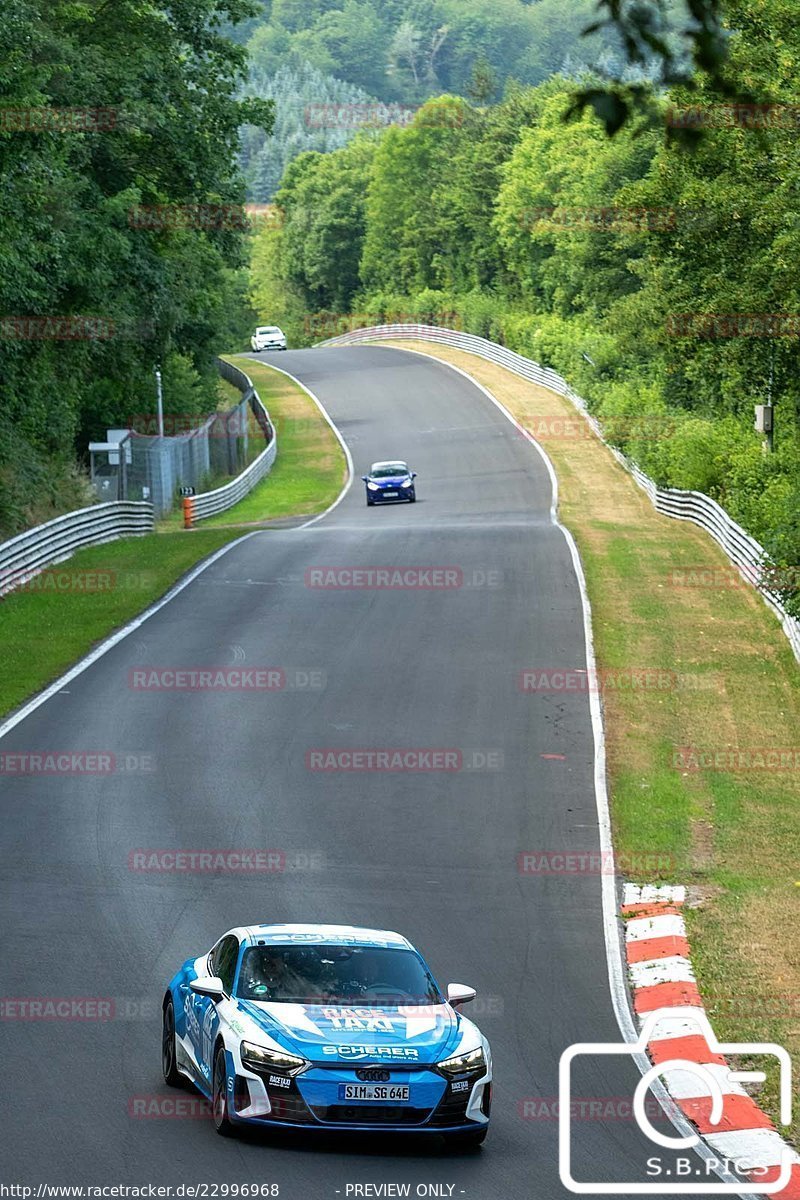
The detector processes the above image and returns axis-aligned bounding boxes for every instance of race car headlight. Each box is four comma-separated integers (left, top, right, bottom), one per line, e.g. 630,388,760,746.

366,481,380,491
240,1041,308,1077
400,477,413,487
437,1046,486,1076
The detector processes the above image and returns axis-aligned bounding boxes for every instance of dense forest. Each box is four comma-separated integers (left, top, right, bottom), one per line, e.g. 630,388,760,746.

251,0,800,609
237,0,623,200
5,0,799,611
0,0,272,537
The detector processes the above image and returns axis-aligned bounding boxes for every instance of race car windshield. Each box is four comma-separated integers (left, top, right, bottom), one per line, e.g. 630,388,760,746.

371,465,407,478
236,944,443,1005
257,327,280,335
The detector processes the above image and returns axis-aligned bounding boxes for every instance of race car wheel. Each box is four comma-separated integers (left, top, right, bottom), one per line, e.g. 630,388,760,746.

213,1045,236,1137
408,492,416,502
445,1126,487,1149
366,498,374,506
162,998,184,1088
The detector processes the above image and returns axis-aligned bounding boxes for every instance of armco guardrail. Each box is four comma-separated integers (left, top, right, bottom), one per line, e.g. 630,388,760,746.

191,439,277,521
319,323,800,663
190,362,276,522
0,502,154,598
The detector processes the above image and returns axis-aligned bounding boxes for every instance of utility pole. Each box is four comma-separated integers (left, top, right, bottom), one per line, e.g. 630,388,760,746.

155,366,164,438
754,342,775,453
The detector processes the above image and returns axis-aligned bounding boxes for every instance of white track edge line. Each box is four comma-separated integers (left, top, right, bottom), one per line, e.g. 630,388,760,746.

246,358,354,528
0,531,263,742
372,341,758,1197
0,364,352,742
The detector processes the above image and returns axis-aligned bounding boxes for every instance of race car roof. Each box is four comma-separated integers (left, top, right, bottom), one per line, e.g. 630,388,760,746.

370,461,408,471
241,923,412,949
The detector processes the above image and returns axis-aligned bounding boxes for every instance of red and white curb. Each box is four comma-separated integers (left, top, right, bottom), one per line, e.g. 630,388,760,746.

622,885,799,1196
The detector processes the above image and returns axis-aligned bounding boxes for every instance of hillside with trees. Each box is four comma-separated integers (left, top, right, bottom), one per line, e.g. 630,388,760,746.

250,0,800,609
238,0,623,199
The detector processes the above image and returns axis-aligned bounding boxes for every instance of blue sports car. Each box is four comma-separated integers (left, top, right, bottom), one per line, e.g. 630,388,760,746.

162,923,492,1144
362,461,417,505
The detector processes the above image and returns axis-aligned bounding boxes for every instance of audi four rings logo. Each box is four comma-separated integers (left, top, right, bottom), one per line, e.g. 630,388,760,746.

356,1068,390,1082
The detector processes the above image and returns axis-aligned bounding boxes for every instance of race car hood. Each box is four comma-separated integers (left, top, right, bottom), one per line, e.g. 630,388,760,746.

233,1000,461,1064
370,475,409,486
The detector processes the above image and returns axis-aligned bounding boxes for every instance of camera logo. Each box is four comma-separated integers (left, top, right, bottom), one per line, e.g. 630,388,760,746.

559,1007,793,1193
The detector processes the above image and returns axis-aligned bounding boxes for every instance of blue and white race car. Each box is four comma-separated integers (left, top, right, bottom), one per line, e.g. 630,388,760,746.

162,923,492,1145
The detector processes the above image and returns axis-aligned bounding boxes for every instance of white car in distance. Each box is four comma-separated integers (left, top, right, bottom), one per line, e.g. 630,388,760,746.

251,325,287,352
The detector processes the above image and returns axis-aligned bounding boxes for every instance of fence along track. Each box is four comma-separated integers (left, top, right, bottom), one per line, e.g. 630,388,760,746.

0,502,154,597
0,358,278,595
318,324,800,663
191,360,276,521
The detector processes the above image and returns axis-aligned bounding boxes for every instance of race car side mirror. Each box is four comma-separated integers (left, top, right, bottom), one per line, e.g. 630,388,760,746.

411,472,417,478
447,983,476,1007
361,475,368,482
190,976,225,1000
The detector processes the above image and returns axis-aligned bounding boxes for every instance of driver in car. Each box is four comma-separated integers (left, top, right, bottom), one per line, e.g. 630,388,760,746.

242,950,310,1000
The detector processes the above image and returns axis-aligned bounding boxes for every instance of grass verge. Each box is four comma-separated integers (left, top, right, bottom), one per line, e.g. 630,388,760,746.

197,356,346,527
0,530,237,719
0,358,346,720
380,339,800,1139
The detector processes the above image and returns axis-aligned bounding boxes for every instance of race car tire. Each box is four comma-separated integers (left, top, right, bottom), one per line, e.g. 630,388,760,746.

213,1045,236,1137
445,1126,487,1149
161,998,185,1088
408,493,416,502
366,498,374,506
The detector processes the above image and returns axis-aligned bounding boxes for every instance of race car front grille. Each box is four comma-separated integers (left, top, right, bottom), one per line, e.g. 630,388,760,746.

257,1091,315,1124
310,1104,430,1126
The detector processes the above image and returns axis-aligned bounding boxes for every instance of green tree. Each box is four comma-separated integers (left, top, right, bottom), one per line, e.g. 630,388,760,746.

0,0,272,536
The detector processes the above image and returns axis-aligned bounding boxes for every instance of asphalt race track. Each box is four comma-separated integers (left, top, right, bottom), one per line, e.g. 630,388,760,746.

0,347,727,1199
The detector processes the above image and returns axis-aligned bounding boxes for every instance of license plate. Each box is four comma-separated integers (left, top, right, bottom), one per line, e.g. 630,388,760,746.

383,491,398,498
339,1084,410,1102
